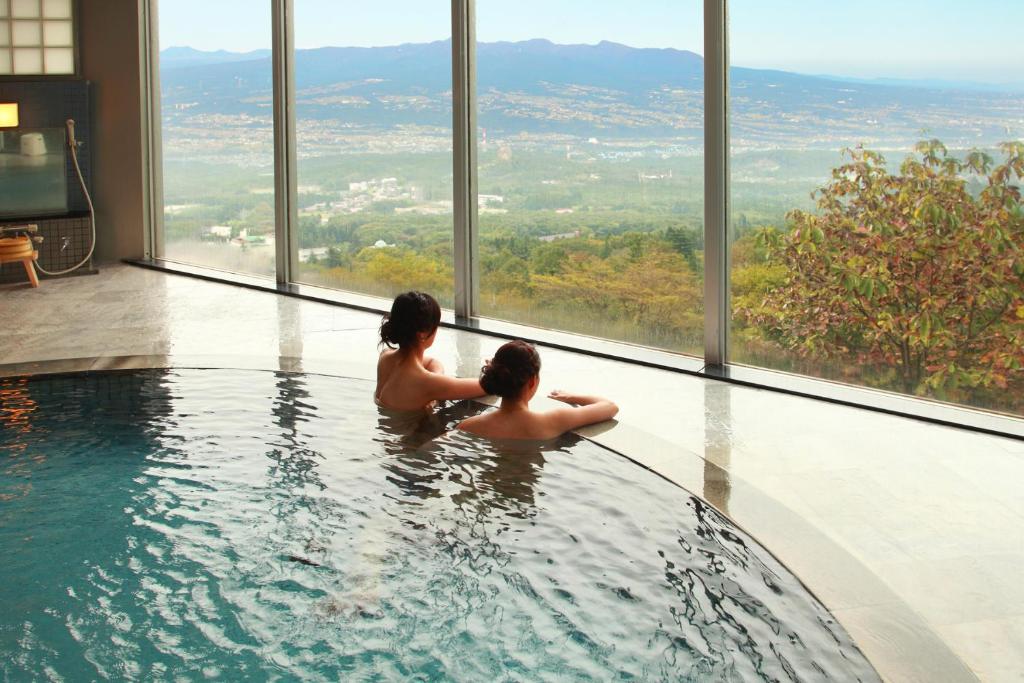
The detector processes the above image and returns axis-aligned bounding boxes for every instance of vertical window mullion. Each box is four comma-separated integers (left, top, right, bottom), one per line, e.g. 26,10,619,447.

451,0,478,318
141,0,163,260
703,0,729,366
271,0,298,286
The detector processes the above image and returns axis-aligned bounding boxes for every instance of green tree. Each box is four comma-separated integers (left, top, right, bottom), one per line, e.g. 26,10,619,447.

742,141,1024,403
531,247,703,346
532,244,569,275
324,246,346,268
356,246,451,295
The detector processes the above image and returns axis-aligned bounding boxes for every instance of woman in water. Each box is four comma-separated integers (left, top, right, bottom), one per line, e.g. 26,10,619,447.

375,291,485,411
457,340,618,440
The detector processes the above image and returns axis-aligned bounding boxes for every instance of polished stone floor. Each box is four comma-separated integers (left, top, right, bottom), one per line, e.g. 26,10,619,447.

3,264,1023,682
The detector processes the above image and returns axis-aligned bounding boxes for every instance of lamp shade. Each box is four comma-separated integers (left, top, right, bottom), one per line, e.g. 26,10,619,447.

0,103,18,129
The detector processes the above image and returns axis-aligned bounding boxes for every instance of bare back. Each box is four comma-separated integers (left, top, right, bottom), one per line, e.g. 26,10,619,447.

375,348,484,411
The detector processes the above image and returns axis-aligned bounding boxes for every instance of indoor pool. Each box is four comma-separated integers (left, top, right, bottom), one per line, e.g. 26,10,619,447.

0,369,879,681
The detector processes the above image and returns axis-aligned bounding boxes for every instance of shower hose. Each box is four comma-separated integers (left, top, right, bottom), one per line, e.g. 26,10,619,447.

33,118,96,277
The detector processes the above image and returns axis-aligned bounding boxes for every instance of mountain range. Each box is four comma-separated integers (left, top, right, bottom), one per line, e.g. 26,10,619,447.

159,40,1023,147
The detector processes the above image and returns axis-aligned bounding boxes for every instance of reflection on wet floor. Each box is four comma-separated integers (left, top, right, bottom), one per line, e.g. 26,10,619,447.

703,380,732,515
278,293,302,373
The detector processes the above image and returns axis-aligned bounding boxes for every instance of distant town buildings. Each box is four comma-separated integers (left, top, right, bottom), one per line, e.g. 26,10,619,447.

538,229,581,242
206,225,231,239
638,170,673,182
298,246,329,263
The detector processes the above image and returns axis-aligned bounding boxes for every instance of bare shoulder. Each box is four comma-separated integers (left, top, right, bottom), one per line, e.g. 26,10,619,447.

376,349,397,381
458,410,537,440
378,347,400,367
456,410,498,438
541,406,580,432
456,413,483,431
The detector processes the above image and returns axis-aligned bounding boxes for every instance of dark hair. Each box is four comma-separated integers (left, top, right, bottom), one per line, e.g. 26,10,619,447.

380,291,441,349
480,340,541,399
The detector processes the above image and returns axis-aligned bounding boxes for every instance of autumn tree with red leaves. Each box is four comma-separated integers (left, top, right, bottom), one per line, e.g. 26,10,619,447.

742,140,1024,405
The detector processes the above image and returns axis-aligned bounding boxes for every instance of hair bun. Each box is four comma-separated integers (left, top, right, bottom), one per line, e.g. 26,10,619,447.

380,315,413,347
480,340,541,399
380,318,394,341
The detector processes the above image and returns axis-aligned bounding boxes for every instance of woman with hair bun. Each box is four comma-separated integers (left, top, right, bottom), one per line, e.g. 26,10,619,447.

375,291,485,411
457,340,618,440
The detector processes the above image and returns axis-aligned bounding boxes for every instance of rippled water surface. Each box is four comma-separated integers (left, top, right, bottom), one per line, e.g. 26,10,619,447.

0,369,878,681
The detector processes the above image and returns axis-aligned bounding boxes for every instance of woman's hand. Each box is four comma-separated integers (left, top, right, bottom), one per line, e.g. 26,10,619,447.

546,390,619,432
549,390,593,405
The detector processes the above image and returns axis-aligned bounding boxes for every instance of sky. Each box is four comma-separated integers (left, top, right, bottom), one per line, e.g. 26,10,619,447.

158,0,1024,83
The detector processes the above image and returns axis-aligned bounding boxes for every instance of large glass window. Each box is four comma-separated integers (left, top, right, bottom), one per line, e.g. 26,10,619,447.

150,1,1023,422
475,1,704,354
157,0,276,277
292,1,454,306
728,1,1024,415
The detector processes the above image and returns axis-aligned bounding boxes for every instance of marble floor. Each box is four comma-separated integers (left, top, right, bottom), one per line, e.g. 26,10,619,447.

2,263,1023,682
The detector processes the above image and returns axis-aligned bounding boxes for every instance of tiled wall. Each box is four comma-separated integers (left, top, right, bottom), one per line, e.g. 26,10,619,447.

0,79,94,282
0,79,92,213
0,214,93,283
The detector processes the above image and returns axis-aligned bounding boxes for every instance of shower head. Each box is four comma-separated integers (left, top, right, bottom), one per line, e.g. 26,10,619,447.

65,119,78,149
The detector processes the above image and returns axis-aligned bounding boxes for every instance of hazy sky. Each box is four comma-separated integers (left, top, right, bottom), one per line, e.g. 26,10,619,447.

158,0,1024,83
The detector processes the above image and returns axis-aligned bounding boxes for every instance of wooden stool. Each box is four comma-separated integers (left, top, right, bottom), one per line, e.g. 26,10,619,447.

0,236,39,288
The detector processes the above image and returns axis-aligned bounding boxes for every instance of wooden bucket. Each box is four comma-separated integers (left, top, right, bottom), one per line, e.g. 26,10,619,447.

0,236,40,287
0,236,36,262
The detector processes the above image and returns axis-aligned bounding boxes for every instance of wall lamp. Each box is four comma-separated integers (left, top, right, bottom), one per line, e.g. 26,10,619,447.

0,102,19,129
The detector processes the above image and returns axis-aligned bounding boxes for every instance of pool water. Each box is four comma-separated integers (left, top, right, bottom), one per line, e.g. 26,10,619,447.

0,369,879,681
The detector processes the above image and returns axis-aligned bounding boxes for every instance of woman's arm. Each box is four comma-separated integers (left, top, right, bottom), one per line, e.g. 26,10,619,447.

547,390,618,432
548,390,615,407
423,373,486,400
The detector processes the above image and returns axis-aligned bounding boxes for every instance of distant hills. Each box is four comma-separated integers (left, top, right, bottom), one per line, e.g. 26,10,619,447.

159,40,1023,148
811,74,1024,95
160,46,272,69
